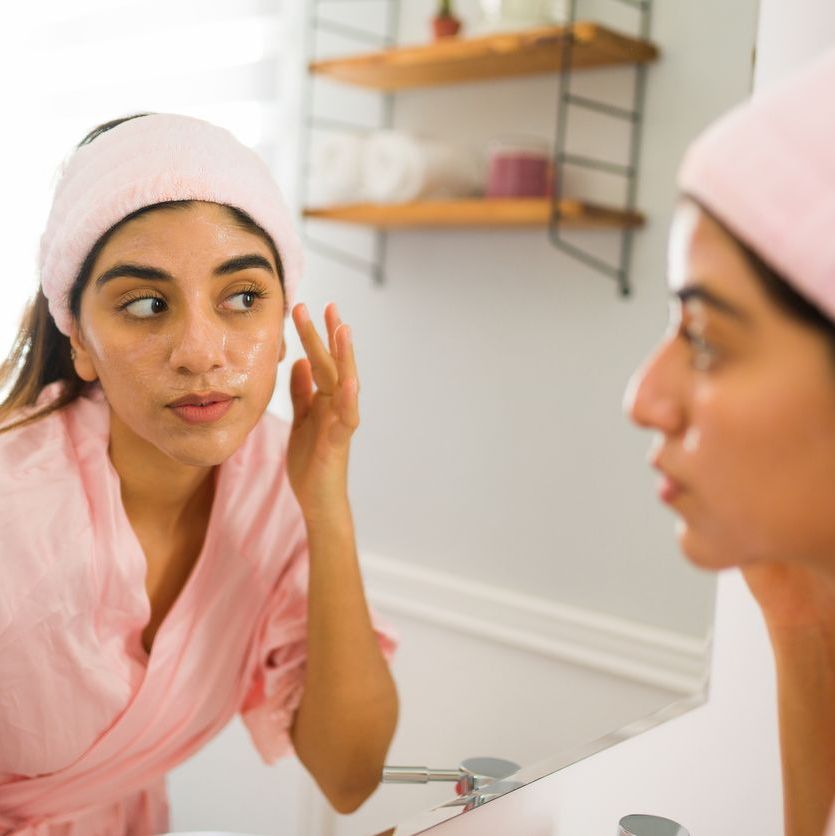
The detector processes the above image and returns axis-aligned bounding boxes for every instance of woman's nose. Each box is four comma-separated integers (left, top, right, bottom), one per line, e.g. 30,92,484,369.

168,309,227,375
623,338,685,435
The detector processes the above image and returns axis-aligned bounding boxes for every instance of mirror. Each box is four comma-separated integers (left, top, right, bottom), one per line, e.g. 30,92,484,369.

8,0,760,833
295,0,761,833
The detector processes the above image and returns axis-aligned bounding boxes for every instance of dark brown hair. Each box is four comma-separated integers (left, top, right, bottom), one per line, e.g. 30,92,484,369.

0,113,285,433
686,195,835,359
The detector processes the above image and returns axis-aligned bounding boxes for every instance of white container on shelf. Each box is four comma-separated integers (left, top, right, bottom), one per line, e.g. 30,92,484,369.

474,0,569,34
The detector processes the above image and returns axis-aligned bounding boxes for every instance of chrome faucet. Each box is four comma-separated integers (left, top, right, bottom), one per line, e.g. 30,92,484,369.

382,756,521,801
618,814,691,836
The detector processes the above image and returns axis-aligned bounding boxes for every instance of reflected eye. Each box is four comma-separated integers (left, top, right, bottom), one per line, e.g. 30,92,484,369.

683,329,719,370
664,299,683,337
121,296,167,318
223,288,266,312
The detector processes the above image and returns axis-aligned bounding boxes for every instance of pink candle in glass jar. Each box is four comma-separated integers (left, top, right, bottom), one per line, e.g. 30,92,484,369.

486,137,555,198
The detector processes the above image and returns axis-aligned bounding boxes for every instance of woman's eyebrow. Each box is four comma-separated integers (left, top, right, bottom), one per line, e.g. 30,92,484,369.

674,284,751,323
95,263,168,288
214,254,277,278
95,253,276,289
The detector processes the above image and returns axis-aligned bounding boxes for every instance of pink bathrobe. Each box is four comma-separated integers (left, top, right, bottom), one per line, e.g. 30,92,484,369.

0,382,395,834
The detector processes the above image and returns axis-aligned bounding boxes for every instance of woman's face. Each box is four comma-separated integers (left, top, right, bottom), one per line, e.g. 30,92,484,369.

625,200,835,573
71,201,286,468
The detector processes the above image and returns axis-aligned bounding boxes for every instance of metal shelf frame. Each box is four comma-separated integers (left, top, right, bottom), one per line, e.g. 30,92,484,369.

300,0,654,295
550,0,653,296
300,0,401,285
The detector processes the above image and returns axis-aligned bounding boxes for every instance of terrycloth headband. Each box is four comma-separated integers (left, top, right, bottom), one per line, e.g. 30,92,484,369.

678,48,835,322
38,112,303,336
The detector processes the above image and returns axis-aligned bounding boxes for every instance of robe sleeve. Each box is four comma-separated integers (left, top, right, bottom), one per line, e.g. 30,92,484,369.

239,536,399,765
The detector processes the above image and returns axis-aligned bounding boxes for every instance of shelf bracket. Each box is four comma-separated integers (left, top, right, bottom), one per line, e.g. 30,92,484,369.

303,232,387,284
300,0,401,287
549,0,653,296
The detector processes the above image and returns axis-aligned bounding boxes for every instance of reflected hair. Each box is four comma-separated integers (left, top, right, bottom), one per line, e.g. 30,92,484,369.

684,194,835,363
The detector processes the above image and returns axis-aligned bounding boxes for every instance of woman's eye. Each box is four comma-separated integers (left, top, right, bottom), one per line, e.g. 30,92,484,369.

224,290,261,312
122,296,167,318
683,330,719,370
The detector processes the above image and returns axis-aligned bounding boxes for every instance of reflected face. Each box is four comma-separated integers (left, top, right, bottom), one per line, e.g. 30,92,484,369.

625,200,835,572
71,201,286,468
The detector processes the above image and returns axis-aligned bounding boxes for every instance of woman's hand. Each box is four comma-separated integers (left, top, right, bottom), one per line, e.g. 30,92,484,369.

287,301,359,523
284,302,398,811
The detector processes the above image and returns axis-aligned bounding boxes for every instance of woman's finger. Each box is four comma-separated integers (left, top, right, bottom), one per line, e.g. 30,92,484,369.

292,303,339,394
325,302,342,358
334,321,359,395
289,357,313,429
340,376,360,430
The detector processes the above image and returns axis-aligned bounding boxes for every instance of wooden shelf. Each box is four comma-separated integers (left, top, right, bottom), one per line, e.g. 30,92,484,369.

302,198,644,229
309,22,659,90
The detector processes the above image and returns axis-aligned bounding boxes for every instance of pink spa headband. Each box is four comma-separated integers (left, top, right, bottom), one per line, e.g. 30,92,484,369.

38,112,303,337
677,48,835,322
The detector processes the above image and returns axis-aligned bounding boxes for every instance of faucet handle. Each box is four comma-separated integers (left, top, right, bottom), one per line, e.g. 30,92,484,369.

440,779,527,811
381,767,461,784
618,814,691,836
382,757,521,796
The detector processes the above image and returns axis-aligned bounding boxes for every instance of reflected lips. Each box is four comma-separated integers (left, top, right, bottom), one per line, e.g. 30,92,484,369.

650,450,685,505
657,472,683,504
168,392,235,425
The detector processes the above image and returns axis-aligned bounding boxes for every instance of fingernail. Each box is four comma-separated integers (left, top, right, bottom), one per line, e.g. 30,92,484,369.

343,325,352,343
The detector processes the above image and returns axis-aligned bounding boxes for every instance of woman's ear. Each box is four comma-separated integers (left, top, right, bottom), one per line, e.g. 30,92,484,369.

68,322,99,383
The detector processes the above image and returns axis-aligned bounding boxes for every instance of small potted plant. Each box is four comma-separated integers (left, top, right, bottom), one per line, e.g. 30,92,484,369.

432,0,463,40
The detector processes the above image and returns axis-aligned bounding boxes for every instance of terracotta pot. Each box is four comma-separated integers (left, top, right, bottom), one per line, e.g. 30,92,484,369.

432,15,462,39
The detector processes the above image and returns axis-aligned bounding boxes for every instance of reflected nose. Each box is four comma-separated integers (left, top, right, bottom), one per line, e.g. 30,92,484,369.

168,308,227,375
623,337,685,436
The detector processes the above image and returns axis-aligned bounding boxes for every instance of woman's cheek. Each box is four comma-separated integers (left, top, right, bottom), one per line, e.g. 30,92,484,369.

83,324,162,394
228,327,282,390
88,317,282,404
108,332,174,395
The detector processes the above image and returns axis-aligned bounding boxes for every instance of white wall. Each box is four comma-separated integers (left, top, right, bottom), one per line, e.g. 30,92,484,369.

403,570,782,835
299,0,758,642
752,0,835,91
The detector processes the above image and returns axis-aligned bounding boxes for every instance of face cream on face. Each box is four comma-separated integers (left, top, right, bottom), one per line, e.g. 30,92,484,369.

667,201,701,294
78,202,286,468
683,427,701,453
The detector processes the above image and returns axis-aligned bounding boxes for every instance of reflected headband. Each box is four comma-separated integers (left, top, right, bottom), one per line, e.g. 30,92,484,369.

678,49,835,322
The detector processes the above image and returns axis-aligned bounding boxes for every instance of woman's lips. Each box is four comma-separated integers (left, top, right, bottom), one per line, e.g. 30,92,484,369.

650,449,686,505
168,397,235,425
657,472,684,504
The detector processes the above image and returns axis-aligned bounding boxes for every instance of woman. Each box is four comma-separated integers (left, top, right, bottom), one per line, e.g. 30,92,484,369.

626,49,835,836
0,112,398,833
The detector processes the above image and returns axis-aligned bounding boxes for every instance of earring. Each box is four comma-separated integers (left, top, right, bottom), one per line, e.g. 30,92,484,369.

70,349,76,361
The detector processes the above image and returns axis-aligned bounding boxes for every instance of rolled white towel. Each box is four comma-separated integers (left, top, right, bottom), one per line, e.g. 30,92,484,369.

308,132,365,205
362,130,486,203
